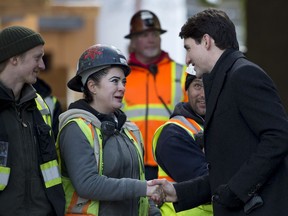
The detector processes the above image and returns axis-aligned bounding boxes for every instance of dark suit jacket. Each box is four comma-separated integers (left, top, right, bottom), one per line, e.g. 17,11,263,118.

174,49,288,216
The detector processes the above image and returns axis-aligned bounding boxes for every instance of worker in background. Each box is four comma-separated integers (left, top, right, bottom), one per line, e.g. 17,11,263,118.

33,77,63,138
152,72,213,215
123,10,187,180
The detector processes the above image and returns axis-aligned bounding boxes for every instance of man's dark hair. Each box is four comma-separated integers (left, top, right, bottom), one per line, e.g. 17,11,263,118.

179,8,239,50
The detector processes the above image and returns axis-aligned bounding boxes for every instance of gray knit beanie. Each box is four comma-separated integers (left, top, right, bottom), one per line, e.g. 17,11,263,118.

0,26,45,63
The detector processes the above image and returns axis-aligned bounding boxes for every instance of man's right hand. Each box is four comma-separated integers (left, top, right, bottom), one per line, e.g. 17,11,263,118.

147,178,178,205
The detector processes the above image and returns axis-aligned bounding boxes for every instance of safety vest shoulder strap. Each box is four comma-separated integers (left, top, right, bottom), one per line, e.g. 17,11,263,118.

152,115,202,161
43,96,57,120
152,115,203,182
124,121,144,156
123,121,149,216
35,93,52,126
170,115,203,135
59,117,102,216
63,117,103,174
34,94,62,189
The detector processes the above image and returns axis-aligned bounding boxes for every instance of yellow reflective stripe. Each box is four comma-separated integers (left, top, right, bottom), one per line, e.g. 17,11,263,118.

0,167,10,190
125,103,174,111
171,63,186,105
170,63,177,106
170,115,203,134
152,124,166,162
124,128,145,179
35,93,52,126
124,63,186,119
125,107,171,120
40,160,61,188
95,129,103,176
161,202,213,216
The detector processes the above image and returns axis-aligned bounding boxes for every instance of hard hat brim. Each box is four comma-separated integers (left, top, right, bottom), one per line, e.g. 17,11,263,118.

67,64,131,92
67,75,83,92
124,29,167,39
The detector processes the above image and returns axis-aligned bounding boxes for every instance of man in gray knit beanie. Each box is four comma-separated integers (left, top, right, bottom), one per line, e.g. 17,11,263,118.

0,26,65,216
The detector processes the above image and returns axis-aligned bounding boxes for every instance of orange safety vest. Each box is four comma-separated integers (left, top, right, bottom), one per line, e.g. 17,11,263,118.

123,57,187,166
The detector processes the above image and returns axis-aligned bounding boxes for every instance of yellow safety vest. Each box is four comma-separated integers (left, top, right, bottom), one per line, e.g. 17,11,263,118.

152,115,213,216
57,117,149,216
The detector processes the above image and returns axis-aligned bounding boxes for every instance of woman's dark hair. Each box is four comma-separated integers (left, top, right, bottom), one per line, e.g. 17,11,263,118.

179,8,239,50
83,68,109,103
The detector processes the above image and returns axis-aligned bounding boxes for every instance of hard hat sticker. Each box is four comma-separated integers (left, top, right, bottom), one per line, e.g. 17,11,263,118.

84,47,103,60
186,64,196,75
120,58,127,64
140,11,153,20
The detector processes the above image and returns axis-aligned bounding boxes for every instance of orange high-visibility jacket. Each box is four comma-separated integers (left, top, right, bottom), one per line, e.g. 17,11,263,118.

122,52,187,166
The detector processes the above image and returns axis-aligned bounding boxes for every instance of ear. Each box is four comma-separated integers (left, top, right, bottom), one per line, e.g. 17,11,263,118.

202,34,213,50
86,79,97,94
10,56,18,65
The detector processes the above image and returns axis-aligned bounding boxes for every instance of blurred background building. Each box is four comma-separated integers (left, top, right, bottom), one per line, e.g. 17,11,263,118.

1,0,288,110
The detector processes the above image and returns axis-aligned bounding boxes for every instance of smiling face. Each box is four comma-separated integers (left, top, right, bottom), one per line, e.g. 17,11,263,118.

14,45,45,85
88,67,127,114
187,78,206,116
184,37,210,79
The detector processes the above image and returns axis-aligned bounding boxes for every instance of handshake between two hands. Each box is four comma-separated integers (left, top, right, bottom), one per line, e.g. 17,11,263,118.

146,178,178,206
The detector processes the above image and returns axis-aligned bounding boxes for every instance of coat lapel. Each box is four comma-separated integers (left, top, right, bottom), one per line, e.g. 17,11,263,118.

204,50,245,129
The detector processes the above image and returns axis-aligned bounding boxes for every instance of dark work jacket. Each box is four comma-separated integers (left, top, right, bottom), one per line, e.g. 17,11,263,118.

0,82,65,216
174,49,288,216
155,102,208,182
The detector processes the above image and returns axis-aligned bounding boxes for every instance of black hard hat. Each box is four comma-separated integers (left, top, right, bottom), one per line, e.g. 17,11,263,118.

68,44,130,92
124,10,167,39
185,74,197,91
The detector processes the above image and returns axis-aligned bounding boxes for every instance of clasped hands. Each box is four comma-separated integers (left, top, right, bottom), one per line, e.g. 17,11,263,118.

146,178,178,206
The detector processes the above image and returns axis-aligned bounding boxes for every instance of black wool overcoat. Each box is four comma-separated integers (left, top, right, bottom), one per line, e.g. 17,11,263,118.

174,49,288,216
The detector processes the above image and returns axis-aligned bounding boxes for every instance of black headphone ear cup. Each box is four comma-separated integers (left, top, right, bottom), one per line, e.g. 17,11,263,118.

101,121,116,145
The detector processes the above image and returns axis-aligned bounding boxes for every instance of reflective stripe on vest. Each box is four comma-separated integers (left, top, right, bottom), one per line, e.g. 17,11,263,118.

40,160,62,188
44,96,57,121
35,94,61,188
35,93,52,127
124,62,185,120
0,167,10,190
